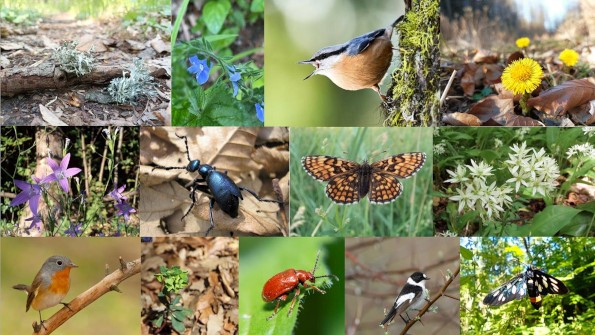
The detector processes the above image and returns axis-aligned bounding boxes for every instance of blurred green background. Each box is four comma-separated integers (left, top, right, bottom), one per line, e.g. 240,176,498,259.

290,127,433,236
0,0,168,20
239,237,344,335
1,237,140,335
265,0,405,126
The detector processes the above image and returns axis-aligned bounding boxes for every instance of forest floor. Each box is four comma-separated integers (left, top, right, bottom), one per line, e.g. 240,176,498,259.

0,12,170,125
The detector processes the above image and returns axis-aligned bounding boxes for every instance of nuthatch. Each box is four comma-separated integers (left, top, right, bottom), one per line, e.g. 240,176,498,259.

299,15,405,101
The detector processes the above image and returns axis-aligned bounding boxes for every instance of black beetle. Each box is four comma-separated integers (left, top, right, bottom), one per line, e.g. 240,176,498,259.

153,134,282,236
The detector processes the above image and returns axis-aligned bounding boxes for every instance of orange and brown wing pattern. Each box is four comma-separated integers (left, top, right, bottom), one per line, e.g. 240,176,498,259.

371,152,426,179
302,156,359,182
325,171,361,204
369,172,403,204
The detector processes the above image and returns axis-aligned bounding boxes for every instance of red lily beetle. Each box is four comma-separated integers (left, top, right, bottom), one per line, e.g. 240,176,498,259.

262,251,339,320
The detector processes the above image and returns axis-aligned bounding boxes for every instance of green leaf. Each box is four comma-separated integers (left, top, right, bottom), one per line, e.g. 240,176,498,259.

172,310,187,322
171,317,186,333
152,313,164,327
516,205,582,236
460,246,473,260
202,0,231,34
250,0,264,12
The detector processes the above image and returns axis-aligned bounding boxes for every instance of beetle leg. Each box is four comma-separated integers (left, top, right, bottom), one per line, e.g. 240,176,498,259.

239,186,283,204
182,181,210,220
184,177,206,189
301,283,326,295
267,294,287,321
204,198,216,236
287,287,300,316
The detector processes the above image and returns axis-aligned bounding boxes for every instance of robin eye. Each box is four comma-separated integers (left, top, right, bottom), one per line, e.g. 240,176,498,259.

57,261,63,265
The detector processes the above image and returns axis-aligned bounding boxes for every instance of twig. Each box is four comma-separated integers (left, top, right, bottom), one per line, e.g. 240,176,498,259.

440,69,457,107
398,265,460,335
34,257,141,335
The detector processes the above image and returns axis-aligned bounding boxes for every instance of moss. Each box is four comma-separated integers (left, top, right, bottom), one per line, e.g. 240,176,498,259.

384,0,440,126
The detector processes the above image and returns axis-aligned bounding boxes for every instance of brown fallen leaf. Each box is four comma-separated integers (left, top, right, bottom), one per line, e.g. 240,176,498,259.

39,104,68,126
569,100,595,125
506,51,524,65
527,78,595,116
503,113,544,126
467,96,515,125
472,49,499,64
442,112,481,126
460,63,480,96
482,64,503,85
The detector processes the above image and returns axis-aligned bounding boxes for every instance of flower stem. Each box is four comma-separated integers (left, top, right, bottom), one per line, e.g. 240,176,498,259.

520,93,530,115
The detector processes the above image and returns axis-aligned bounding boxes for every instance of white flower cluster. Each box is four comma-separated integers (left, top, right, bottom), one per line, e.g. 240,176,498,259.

504,142,560,196
566,143,595,160
446,160,513,221
582,127,595,137
445,142,560,221
434,142,446,155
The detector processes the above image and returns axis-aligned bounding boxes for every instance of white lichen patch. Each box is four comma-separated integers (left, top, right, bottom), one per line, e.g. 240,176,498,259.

52,41,96,77
108,58,155,104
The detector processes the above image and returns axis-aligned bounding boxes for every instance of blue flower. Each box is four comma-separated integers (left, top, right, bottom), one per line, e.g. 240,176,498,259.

11,178,42,210
65,222,83,237
116,201,136,222
41,153,81,194
227,65,241,97
187,55,210,85
109,184,127,203
25,199,42,231
255,103,264,122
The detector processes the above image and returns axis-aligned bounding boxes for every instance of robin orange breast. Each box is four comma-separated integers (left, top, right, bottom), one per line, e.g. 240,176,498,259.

13,255,78,329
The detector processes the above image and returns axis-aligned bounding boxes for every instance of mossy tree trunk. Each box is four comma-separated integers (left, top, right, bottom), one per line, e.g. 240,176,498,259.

384,0,440,127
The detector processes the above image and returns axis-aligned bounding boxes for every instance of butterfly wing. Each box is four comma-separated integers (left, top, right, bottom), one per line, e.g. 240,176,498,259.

371,153,426,179
302,156,359,182
369,172,403,204
325,170,361,204
483,272,527,307
526,268,569,309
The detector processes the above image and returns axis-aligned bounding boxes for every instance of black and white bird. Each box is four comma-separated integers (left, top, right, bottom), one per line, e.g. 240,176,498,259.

380,272,430,327
483,266,569,309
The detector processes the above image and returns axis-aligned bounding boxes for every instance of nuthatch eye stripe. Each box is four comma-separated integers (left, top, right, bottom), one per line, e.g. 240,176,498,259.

299,15,405,100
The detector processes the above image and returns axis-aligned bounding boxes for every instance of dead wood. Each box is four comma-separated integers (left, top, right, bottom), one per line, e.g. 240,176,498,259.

1,62,168,97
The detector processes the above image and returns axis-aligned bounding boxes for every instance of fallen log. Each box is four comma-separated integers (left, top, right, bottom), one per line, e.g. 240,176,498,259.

0,62,168,96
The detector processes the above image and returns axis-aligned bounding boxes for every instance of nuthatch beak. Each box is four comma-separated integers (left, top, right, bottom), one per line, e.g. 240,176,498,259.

299,15,405,101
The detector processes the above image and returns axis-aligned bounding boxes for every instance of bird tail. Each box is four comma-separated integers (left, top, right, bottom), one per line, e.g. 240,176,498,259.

12,284,30,292
379,307,397,326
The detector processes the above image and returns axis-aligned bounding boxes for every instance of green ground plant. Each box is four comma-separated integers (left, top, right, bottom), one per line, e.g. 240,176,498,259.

434,127,595,236
171,0,264,125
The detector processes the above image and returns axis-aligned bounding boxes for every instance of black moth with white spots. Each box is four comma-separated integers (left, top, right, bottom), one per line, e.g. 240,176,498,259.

483,266,569,309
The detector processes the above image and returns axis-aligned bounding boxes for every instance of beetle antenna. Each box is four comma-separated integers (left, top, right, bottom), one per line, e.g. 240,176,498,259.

312,251,321,275
174,133,193,163
314,274,339,282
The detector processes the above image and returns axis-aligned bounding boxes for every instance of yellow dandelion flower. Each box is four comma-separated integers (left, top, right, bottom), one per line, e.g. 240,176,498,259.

559,49,579,67
516,37,530,48
501,58,543,95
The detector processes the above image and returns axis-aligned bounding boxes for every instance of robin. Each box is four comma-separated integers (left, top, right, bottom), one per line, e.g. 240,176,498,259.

13,255,78,329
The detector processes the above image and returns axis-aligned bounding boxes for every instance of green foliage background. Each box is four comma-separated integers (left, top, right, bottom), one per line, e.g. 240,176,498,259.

290,127,433,237
460,237,595,334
